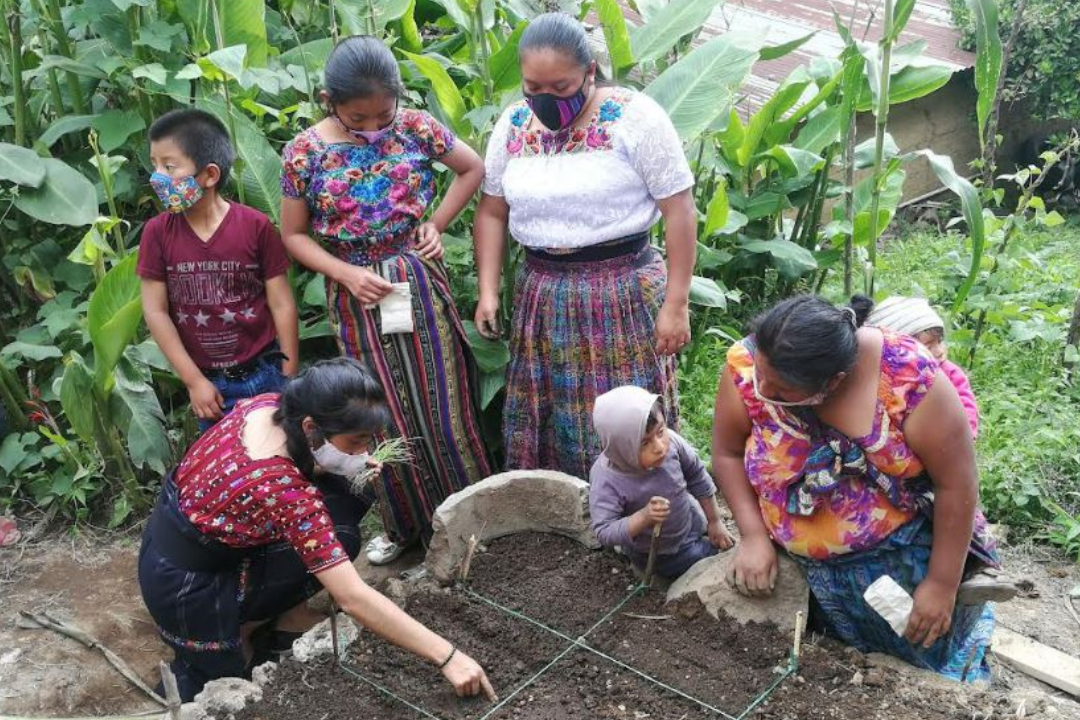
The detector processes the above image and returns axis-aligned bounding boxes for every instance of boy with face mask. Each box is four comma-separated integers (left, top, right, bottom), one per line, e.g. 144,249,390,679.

589,386,735,580
137,109,299,431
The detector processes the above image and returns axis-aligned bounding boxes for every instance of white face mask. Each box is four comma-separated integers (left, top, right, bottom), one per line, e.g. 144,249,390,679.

752,368,827,407
312,441,370,478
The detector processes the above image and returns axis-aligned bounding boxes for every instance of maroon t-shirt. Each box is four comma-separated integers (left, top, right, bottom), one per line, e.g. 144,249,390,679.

136,203,291,371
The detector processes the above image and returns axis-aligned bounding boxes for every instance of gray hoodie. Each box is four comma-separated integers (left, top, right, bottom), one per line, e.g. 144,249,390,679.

589,386,716,556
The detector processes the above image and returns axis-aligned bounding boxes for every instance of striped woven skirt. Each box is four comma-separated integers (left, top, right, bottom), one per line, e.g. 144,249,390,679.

326,249,492,545
503,241,679,480
792,516,996,682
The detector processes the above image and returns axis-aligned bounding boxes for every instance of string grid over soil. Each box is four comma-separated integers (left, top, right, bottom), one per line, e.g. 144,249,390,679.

235,533,998,720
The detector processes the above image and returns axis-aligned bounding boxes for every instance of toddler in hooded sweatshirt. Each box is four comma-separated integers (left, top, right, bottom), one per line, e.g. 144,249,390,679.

589,386,734,580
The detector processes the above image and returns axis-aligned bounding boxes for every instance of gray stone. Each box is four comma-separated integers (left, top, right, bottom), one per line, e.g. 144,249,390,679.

384,578,409,607
174,702,209,720
292,613,360,663
426,470,599,585
250,660,277,687
194,676,261,715
665,550,809,634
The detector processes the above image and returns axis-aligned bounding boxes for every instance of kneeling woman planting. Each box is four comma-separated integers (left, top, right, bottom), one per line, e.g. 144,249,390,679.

138,358,495,701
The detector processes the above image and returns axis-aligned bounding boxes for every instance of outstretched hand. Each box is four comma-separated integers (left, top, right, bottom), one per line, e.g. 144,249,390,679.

441,649,498,702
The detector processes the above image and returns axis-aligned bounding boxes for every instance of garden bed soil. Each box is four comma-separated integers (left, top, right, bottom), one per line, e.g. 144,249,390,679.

236,532,1022,720
3,530,1075,718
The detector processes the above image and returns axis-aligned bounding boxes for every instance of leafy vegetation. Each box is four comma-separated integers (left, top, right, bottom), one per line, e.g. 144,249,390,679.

949,0,1080,122
0,0,1075,558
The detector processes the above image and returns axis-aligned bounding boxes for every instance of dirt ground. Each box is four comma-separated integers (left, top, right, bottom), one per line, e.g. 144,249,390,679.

1,525,1078,718
237,533,1080,720
0,521,422,718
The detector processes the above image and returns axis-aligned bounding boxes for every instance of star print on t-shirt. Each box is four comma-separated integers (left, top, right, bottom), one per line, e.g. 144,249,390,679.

134,204,292,371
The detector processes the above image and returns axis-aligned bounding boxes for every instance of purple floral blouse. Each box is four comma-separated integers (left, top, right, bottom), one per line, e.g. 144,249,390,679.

280,109,455,265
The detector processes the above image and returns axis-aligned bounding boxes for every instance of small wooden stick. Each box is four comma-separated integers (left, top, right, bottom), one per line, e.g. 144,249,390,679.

458,522,487,583
622,613,673,621
330,602,340,663
643,521,664,587
793,610,805,660
20,610,167,706
459,534,480,583
159,661,182,720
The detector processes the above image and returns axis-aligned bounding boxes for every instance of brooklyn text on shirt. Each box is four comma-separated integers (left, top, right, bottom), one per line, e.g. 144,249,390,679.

165,262,264,307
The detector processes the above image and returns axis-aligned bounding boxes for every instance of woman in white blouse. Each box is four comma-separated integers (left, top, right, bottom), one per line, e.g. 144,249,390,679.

472,12,697,480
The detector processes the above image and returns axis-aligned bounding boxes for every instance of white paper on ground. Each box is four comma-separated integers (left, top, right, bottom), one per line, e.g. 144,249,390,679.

863,574,914,636
364,282,414,334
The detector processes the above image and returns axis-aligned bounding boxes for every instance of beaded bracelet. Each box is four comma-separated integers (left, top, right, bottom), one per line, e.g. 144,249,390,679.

438,646,457,669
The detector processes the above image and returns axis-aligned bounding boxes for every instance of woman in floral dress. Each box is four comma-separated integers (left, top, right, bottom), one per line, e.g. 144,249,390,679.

713,295,1004,680
280,36,491,564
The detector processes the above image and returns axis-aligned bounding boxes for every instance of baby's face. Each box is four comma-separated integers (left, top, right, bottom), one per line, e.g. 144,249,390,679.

914,331,948,362
638,424,670,470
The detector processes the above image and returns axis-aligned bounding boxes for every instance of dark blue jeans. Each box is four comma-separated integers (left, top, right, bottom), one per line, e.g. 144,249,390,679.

627,536,718,580
198,353,286,433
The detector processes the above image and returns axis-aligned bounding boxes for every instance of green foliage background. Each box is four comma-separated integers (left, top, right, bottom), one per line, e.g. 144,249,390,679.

0,0,1075,559
949,0,1080,121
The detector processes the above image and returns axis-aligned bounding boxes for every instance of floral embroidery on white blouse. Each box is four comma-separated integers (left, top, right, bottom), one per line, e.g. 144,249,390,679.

506,93,627,156
482,88,693,250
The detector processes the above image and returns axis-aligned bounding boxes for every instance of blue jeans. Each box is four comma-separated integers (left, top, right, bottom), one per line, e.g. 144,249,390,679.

627,536,718,580
198,354,286,433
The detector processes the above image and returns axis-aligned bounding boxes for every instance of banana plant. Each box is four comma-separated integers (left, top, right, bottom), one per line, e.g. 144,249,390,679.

59,253,172,515
397,0,529,147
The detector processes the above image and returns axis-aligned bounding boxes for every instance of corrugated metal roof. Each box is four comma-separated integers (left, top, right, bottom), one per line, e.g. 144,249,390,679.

615,0,974,113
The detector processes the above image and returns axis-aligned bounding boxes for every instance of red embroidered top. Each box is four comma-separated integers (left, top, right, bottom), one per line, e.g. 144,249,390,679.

175,394,348,573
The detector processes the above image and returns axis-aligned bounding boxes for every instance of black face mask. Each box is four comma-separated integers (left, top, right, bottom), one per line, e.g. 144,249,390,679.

524,76,589,131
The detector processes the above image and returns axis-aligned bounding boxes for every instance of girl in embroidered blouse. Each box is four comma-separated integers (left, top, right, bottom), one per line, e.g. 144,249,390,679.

712,295,1012,682
472,13,697,480
139,359,495,702
280,36,492,567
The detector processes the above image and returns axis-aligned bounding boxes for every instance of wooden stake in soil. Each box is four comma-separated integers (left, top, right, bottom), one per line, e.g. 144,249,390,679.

458,529,484,584
330,602,340,663
643,521,664,587
792,610,805,661
159,661,182,720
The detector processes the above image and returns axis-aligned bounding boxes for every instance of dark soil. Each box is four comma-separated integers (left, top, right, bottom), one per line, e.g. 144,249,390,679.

465,531,641,635
588,591,793,712
235,532,1005,720
343,589,566,719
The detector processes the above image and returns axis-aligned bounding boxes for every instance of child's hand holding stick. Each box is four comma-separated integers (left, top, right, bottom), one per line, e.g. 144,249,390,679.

643,496,670,587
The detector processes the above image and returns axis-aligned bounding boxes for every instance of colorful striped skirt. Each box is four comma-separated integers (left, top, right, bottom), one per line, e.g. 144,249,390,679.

503,241,679,481
792,516,996,682
326,249,492,545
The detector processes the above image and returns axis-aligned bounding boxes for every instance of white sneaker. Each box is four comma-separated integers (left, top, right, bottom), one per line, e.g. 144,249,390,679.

365,535,403,565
